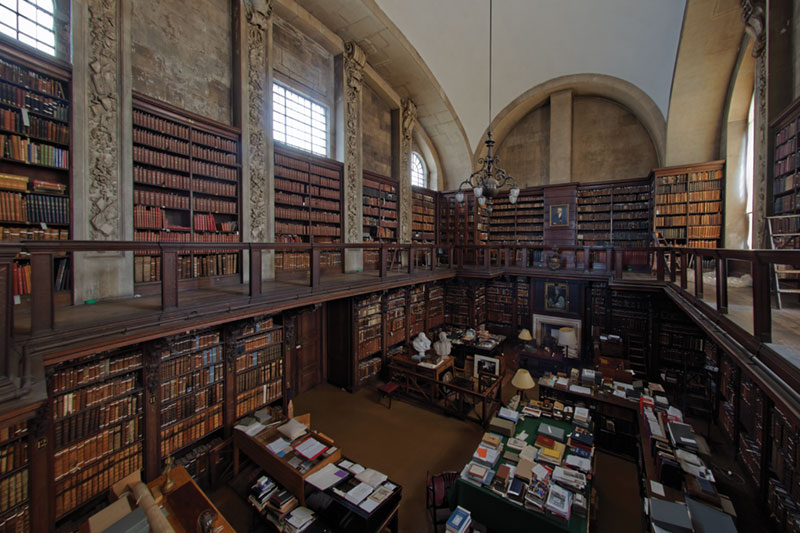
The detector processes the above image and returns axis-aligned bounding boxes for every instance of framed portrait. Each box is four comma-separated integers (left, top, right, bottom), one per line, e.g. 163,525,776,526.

474,354,500,377
549,204,569,226
532,314,582,359
545,282,569,311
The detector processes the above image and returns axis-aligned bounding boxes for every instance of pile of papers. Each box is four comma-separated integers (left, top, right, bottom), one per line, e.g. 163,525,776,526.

284,507,315,533
553,466,587,492
545,483,572,523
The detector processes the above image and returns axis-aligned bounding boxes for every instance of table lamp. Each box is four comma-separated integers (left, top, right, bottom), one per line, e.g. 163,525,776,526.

518,329,533,342
558,327,578,359
511,368,536,401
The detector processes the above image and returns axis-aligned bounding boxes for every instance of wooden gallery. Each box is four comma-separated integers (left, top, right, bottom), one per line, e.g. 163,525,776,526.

0,1,798,532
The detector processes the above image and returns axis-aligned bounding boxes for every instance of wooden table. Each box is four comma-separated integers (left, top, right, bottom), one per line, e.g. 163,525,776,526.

148,465,235,533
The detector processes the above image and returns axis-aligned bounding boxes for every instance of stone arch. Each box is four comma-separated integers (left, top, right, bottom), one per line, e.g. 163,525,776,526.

471,74,666,173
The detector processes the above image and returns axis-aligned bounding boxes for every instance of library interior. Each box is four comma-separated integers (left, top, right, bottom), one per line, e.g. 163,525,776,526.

1,0,800,532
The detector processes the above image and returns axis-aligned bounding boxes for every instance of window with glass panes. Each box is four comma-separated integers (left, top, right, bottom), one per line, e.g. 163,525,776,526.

273,83,327,157
0,0,56,56
411,152,426,188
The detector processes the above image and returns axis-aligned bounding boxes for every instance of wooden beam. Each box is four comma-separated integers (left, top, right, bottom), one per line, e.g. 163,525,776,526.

249,248,262,297
161,247,179,310
716,256,728,313
752,260,772,343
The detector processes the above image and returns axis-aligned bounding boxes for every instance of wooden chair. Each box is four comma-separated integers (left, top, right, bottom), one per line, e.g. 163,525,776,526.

426,471,460,532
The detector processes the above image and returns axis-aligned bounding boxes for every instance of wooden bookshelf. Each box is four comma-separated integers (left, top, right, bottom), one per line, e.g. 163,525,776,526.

157,329,223,460
362,171,397,268
132,94,241,288
412,186,437,243
48,347,144,521
232,315,284,420
653,161,725,250
514,189,545,246
383,288,406,350
428,282,445,330
445,279,486,329
0,421,29,533
438,192,489,248
771,97,800,244
485,277,530,335
274,146,343,272
0,42,72,296
408,284,426,338
608,289,651,376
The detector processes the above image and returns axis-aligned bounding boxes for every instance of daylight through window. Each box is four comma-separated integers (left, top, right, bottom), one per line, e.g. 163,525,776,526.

0,0,56,56
273,83,327,157
411,152,426,188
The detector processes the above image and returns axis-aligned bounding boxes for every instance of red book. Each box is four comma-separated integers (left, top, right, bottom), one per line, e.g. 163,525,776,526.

535,435,555,449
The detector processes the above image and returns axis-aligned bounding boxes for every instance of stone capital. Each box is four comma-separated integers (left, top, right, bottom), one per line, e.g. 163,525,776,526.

401,98,417,141
741,0,765,56
245,0,272,30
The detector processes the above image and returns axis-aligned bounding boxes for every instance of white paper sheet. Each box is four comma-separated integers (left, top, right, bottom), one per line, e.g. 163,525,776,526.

295,437,328,460
306,463,349,490
267,437,290,455
345,482,374,505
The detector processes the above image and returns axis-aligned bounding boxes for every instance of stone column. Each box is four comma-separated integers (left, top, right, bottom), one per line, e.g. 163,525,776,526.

336,42,366,272
72,0,133,302
397,98,416,244
238,0,275,280
742,1,767,248
549,89,573,184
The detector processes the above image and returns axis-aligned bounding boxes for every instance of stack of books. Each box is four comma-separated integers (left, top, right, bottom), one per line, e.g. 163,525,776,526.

567,427,594,459
545,483,572,523
573,407,591,428
553,466,587,492
446,506,472,533
524,479,549,512
284,507,316,533
247,474,277,512
266,488,299,520
534,435,565,466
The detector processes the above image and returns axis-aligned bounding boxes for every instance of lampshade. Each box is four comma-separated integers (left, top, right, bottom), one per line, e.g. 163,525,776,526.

511,369,535,391
518,328,533,341
557,327,578,348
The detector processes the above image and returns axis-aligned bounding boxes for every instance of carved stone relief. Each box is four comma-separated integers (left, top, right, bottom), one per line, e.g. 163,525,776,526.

87,0,120,240
399,98,417,243
742,0,767,248
245,0,272,242
343,42,366,244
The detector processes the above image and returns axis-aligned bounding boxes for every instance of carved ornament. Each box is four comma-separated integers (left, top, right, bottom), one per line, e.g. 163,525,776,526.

399,98,417,242
343,42,366,244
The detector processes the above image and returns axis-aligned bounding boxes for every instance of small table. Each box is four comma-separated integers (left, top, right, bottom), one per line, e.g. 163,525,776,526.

148,465,236,533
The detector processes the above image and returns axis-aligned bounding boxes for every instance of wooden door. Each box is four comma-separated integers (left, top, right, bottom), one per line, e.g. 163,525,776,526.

296,306,324,394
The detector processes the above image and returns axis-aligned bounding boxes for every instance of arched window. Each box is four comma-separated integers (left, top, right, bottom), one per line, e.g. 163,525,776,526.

0,0,56,56
411,152,426,188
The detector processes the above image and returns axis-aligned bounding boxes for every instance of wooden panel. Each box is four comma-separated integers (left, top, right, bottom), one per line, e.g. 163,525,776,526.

543,184,577,246
324,300,351,389
296,306,323,393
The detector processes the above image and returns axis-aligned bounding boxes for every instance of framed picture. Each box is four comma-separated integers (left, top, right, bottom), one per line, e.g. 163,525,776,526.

550,204,569,226
545,282,569,311
474,354,500,377
533,314,581,359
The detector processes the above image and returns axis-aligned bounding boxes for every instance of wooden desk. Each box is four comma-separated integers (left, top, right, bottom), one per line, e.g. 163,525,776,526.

148,465,235,533
233,424,342,506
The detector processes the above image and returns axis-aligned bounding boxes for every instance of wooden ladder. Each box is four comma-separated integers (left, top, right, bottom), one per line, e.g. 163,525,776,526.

767,214,800,309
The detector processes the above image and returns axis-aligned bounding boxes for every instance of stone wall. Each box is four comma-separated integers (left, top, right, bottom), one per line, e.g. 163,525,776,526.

571,96,658,182
131,0,232,125
362,84,392,177
495,104,550,188
273,16,334,107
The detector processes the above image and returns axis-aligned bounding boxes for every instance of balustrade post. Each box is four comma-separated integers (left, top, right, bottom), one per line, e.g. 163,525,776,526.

430,246,435,270
694,253,704,299
249,245,262,297
448,246,454,268
670,249,677,283
161,245,179,311
379,246,387,278
606,246,613,273
520,248,528,268
752,260,772,342
680,251,688,290
656,249,664,281
408,247,415,274
614,249,623,279
583,246,591,273
484,247,491,269
30,252,54,333
716,254,728,313
311,248,321,288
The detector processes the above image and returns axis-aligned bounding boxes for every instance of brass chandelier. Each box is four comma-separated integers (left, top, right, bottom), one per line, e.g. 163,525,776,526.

454,0,519,214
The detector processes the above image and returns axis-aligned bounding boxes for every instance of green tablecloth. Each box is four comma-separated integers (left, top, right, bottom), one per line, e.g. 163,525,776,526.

449,415,590,533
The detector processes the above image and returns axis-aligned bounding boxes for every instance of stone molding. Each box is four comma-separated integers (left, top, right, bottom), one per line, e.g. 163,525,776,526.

87,0,121,240
399,98,416,242
343,41,366,245
245,0,273,243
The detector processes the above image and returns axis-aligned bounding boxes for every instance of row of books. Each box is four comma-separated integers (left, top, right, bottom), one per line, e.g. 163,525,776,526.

160,405,222,458
133,204,169,230
275,165,340,191
193,213,236,232
192,129,237,153
133,188,188,210
656,192,688,204
161,383,223,427
688,239,719,249
160,364,223,402
774,156,799,178
688,190,722,202
159,346,221,380
54,444,140,518
53,395,140,450
275,251,310,270
133,109,190,140
11,262,29,296
357,356,381,383
194,196,236,214
133,165,190,190
688,226,721,239
161,330,219,358
276,206,340,224
0,107,69,144
235,381,282,418
238,330,283,354
194,176,237,197
774,173,800,196
0,58,66,100
53,376,138,418
0,504,28,533
0,423,25,445
192,158,238,182
236,360,284,393
133,127,190,155
775,194,800,214
53,418,141,481
50,352,142,394
0,438,26,475
0,468,27,514
133,145,188,172
0,133,68,168
776,138,797,160
192,144,237,166
363,196,397,211
0,81,68,120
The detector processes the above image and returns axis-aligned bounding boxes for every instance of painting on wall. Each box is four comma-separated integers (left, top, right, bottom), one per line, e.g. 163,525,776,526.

544,282,569,311
549,204,569,226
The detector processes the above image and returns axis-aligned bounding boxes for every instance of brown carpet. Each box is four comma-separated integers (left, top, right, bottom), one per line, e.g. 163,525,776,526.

592,451,643,532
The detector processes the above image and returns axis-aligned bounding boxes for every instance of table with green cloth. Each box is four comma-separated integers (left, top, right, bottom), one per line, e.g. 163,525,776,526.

449,415,590,533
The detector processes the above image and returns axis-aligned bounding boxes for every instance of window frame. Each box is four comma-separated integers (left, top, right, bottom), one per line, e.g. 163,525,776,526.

411,151,426,188
0,0,57,56
272,81,329,158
